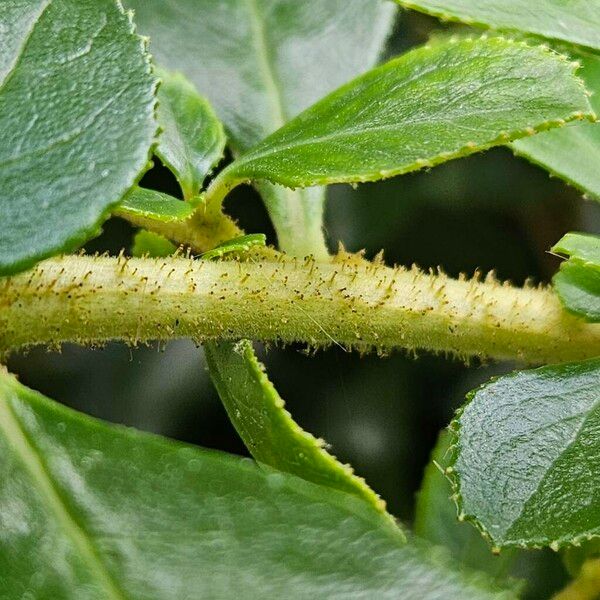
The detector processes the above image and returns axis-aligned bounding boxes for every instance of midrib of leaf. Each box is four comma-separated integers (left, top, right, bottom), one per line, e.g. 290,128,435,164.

0,385,126,600
0,0,51,93
505,396,600,543
246,0,286,132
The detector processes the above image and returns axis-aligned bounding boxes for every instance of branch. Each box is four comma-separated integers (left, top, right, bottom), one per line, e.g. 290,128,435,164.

2,254,599,362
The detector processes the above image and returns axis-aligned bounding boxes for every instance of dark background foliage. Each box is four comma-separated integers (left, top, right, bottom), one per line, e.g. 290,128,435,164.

8,12,599,597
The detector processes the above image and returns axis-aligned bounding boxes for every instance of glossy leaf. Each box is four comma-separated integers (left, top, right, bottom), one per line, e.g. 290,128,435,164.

205,340,385,512
0,0,156,275
0,370,514,599
124,0,397,258
393,0,600,50
118,187,194,223
213,37,591,190
513,53,600,201
154,69,226,199
553,232,600,322
415,431,518,580
450,358,600,549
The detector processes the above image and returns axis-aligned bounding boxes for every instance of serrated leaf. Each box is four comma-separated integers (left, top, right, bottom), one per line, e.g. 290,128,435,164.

450,358,600,550
0,0,156,276
0,370,514,599
389,3,600,200
154,69,226,200
124,0,397,258
552,232,600,322
415,431,519,581
117,187,194,223
205,340,385,512
513,53,600,201
393,0,600,51
211,38,591,191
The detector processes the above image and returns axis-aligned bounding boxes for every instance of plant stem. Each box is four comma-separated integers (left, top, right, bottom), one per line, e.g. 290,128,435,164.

115,203,243,253
254,183,329,261
553,559,600,600
2,255,600,362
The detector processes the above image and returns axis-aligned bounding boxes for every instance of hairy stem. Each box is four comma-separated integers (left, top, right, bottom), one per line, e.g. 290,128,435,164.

2,254,600,362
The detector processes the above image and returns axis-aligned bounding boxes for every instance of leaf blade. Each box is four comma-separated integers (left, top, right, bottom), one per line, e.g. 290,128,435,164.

552,232,600,322
450,359,600,549
205,340,386,513
0,0,156,275
154,69,226,199
117,187,195,223
0,370,513,599
215,37,592,190
393,0,600,51
512,53,600,201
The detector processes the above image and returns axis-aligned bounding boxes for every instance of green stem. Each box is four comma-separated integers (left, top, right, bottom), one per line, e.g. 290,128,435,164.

2,255,599,362
204,170,329,261
254,183,329,260
115,202,243,254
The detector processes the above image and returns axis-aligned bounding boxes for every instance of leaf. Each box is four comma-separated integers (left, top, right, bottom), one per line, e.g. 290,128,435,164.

117,187,195,223
552,232,600,322
393,0,600,51
205,340,385,512
0,0,156,276
154,69,226,200
449,358,600,550
554,232,600,264
553,262,600,322
132,230,177,258
513,53,600,201
210,37,592,191
415,431,519,580
201,234,266,260
0,370,514,599
124,0,397,258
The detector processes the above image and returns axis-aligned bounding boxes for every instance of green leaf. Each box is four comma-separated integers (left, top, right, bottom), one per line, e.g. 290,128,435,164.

393,0,600,51
0,370,513,599
513,53,600,201
124,0,397,258
211,37,592,191
132,230,177,258
553,262,600,322
450,358,600,550
201,234,266,260
554,232,600,264
154,69,226,200
205,340,386,512
552,232,600,322
415,431,519,580
0,0,156,276
117,187,194,223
